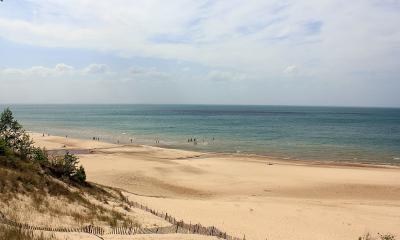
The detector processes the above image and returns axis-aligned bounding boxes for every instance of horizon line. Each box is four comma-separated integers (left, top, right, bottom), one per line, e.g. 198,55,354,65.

1,103,399,109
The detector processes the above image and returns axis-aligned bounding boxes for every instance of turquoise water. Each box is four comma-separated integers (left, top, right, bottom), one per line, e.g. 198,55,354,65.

2,104,400,164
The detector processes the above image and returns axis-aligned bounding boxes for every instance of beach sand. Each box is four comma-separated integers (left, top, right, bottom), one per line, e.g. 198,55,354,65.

31,133,400,240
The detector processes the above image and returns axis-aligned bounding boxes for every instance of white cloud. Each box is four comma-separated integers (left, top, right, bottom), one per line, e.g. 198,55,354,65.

0,1,399,105
1,64,74,77
1,63,100,79
0,64,173,83
83,64,108,74
55,63,74,73
0,0,398,80
283,65,298,74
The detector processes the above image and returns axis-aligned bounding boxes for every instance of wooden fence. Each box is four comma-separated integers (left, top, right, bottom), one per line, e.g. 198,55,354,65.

0,197,247,240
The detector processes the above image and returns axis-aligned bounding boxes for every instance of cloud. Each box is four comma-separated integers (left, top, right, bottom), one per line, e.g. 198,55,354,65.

55,63,74,73
0,64,75,77
0,0,398,79
83,64,108,74
0,1,399,106
0,64,177,83
283,65,298,74
1,63,98,79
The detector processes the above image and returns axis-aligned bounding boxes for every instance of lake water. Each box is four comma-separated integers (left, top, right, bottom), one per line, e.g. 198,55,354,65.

3,104,400,164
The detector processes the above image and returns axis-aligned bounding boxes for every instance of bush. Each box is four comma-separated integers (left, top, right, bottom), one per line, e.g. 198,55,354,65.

49,152,86,184
72,165,87,184
32,147,48,165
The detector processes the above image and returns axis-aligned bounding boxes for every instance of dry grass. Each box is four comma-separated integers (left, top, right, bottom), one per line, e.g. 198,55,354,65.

0,155,140,229
0,225,56,240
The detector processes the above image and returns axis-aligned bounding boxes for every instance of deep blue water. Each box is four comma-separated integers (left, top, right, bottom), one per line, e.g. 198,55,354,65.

2,104,400,164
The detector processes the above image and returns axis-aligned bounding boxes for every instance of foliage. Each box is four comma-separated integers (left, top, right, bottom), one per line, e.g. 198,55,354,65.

0,107,33,159
0,107,87,185
49,152,79,178
16,132,34,160
72,165,87,184
32,147,48,164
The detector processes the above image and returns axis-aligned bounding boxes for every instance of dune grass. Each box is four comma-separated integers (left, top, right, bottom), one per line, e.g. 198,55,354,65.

0,225,56,240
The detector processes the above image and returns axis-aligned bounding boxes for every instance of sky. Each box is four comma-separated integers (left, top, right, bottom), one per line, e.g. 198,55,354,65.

0,0,399,107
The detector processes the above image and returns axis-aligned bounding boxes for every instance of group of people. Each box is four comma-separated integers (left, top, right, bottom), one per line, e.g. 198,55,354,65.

42,132,216,147
187,137,215,145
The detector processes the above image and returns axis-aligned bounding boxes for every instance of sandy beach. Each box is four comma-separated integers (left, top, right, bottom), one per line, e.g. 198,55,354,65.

30,132,400,240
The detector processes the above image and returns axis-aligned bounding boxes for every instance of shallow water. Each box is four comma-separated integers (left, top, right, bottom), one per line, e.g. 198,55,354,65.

3,104,400,164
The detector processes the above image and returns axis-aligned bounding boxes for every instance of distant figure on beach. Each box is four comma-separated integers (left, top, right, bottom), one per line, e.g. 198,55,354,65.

130,138,133,143
66,135,68,138
42,133,45,137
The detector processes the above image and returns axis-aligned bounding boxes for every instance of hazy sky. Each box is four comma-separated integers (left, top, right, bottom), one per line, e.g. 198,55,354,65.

0,0,399,106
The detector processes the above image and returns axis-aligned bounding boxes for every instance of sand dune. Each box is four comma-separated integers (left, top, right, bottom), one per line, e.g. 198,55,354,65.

30,133,400,240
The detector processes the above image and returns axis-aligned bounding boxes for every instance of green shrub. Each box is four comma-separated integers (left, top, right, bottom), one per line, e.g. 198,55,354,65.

49,152,78,178
72,165,87,184
49,152,87,184
32,147,48,165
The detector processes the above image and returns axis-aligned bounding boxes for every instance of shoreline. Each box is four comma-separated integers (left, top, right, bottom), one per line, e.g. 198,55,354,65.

30,131,400,170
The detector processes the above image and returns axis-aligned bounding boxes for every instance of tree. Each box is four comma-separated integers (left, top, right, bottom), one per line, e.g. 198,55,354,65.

0,107,23,149
0,108,33,158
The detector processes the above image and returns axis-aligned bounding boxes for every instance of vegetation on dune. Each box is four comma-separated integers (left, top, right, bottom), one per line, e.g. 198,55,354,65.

0,107,86,184
359,233,397,240
0,107,139,228
0,225,56,240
